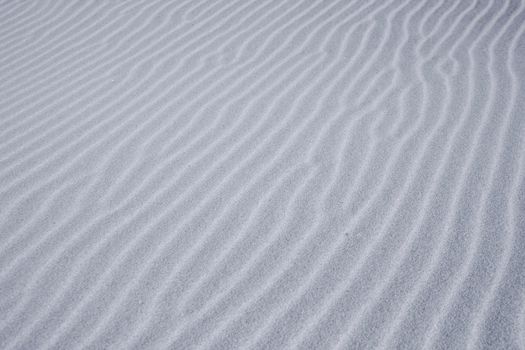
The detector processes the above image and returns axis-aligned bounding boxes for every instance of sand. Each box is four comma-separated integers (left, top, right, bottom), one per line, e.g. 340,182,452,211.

1,0,524,349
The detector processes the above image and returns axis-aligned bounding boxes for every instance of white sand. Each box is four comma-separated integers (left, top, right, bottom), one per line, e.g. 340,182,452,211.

1,0,525,349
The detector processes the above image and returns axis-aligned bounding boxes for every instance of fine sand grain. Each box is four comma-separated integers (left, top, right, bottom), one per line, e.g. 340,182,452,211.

1,0,525,349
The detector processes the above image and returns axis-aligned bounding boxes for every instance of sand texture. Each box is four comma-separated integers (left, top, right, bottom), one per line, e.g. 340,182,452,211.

1,0,525,349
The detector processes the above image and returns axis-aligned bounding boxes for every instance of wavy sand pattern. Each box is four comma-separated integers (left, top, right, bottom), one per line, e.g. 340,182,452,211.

1,0,525,349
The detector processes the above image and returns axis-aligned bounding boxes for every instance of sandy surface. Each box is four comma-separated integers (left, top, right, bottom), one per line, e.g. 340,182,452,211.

1,0,525,349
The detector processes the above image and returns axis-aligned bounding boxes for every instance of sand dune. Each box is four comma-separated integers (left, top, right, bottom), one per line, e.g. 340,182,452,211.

1,0,525,349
